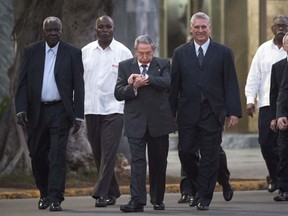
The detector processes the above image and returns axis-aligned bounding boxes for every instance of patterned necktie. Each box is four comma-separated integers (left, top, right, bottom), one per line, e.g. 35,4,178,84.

141,65,148,76
198,46,204,65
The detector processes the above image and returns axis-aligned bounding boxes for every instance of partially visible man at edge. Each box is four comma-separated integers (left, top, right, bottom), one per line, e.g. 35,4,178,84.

245,15,288,193
272,33,288,202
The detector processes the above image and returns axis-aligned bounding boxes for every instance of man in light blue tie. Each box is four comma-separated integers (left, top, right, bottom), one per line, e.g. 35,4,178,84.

15,16,84,211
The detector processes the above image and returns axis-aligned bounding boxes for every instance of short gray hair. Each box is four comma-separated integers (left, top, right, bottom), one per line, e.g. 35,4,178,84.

283,32,288,44
190,12,211,27
134,35,156,50
42,16,62,30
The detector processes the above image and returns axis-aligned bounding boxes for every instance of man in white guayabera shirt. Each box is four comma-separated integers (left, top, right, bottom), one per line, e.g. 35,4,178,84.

82,15,132,208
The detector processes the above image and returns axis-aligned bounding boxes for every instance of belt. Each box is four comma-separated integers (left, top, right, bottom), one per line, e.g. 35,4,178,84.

41,100,61,105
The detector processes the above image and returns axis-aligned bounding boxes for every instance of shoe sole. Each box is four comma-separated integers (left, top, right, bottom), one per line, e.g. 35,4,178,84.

120,208,144,212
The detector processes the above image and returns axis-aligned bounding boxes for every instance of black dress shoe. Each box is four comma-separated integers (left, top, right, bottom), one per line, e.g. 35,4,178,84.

153,203,165,210
178,194,191,203
38,197,50,210
268,181,277,193
274,191,288,201
95,196,107,207
197,202,209,210
106,196,116,205
49,202,62,211
189,196,198,207
120,199,144,212
223,185,234,201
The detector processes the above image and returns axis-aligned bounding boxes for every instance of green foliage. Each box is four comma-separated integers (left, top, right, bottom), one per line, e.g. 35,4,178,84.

0,172,36,189
0,96,9,120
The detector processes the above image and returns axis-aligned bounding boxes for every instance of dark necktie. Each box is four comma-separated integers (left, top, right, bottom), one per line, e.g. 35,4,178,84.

198,46,204,65
141,65,148,76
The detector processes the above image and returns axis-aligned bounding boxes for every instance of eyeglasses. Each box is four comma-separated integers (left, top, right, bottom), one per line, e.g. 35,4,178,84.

137,52,153,57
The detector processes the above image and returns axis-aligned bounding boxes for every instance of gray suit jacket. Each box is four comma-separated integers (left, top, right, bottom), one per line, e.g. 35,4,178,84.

114,57,176,138
15,40,84,128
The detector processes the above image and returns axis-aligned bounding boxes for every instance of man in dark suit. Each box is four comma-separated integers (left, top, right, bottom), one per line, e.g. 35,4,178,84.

114,35,176,212
169,12,242,210
15,16,84,211
270,59,287,133
274,33,288,202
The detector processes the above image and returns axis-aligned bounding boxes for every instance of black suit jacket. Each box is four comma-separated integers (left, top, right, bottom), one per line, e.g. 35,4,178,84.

169,39,242,126
276,60,288,119
15,40,84,128
114,57,176,138
270,58,287,119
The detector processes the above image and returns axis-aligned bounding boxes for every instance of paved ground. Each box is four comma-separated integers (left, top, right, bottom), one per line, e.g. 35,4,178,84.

167,148,267,179
1,145,284,215
1,191,287,216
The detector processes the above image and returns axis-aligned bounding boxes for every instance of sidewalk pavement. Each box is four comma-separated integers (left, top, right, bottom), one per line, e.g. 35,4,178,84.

1,191,287,216
0,147,269,199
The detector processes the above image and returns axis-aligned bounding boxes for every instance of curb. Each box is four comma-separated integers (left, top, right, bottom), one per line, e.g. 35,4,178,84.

0,179,267,200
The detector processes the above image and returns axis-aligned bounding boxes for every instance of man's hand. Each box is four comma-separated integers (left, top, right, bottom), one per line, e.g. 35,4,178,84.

246,103,255,117
226,115,238,129
277,117,288,131
16,112,28,127
71,120,81,134
128,74,141,84
132,76,149,88
270,119,278,132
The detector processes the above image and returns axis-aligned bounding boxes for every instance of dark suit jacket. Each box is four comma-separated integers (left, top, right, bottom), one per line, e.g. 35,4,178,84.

276,60,288,119
270,58,287,119
114,57,176,138
15,40,84,128
169,39,242,126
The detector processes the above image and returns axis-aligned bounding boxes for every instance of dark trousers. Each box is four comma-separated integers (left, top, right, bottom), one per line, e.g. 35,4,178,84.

258,106,279,182
128,132,169,205
27,102,70,203
178,103,222,205
277,131,288,191
180,146,230,195
85,114,123,198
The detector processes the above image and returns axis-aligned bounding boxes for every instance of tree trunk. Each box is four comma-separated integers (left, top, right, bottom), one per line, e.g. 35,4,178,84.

0,0,114,176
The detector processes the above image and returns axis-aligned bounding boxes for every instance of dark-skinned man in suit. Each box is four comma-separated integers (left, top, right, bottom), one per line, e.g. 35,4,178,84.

115,35,176,212
15,16,84,211
169,12,242,211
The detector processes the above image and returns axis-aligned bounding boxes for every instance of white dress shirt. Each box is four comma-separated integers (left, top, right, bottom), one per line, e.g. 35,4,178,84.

82,39,133,115
245,38,287,108
41,43,61,102
194,38,210,56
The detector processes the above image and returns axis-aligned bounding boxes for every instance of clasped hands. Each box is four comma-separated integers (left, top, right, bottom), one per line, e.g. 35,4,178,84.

128,74,149,88
16,112,81,134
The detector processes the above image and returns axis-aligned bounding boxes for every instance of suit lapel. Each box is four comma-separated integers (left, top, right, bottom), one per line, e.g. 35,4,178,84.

130,58,141,75
34,42,46,99
188,42,199,67
54,41,65,75
202,40,216,67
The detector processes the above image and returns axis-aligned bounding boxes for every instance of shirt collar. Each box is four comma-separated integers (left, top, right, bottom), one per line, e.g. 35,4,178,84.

95,38,115,51
138,61,150,69
194,38,210,54
45,42,59,54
